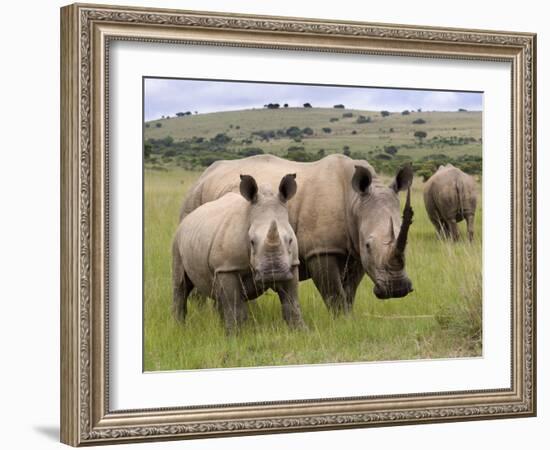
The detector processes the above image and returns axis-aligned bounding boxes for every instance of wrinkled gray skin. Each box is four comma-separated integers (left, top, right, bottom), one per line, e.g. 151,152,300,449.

172,173,306,333
423,163,477,242
180,154,414,314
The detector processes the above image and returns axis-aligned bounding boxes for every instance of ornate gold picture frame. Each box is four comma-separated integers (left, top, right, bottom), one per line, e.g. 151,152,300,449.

60,3,536,446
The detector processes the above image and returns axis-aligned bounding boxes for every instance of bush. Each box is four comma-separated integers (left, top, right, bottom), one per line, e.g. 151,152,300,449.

286,126,302,138
322,127,332,133
317,149,326,158
384,145,398,156
401,110,410,115
356,115,371,124
389,127,394,132
212,133,232,144
458,108,468,112
329,118,339,122
162,135,174,146
343,146,351,156
286,145,312,162
381,110,390,117
284,103,289,108
163,149,176,157
144,143,152,159
176,112,185,117
333,104,345,109
302,127,314,136
351,130,357,135
303,103,312,108
239,147,264,157
342,112,353,118
375,153,392,160
155,122,162,128
145,123,150,128
413,118,426,124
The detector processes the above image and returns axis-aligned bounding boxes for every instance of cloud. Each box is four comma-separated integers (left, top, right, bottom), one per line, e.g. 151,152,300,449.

144,78,482,121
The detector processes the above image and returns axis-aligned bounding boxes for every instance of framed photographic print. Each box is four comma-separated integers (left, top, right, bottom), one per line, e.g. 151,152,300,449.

60,3,537,446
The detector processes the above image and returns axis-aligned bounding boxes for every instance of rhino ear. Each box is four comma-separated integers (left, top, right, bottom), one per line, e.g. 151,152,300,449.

391,164,413,193
279,173,297,203
240,174,258,203
351,165,372,195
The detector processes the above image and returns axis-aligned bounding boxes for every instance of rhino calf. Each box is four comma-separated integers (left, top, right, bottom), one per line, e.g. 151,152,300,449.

172,173,305,333
423,164,478,242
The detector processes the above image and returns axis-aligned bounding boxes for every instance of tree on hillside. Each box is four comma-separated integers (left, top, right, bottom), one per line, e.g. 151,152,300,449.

176,112,185,117
414,130,428,142
333,104,345,109
381,110,390,117
413,118,426,124
303,103,312,108
401,110,410,115
284,103,289,108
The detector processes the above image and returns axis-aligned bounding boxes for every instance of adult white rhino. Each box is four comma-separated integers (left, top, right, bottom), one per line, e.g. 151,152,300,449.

180,154,414,313
423,163,477,242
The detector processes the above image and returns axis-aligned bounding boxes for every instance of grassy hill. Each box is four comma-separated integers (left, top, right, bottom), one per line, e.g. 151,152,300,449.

144,107,482,176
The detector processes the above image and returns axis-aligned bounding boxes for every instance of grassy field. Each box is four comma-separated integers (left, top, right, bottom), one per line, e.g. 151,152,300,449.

143,168,482,371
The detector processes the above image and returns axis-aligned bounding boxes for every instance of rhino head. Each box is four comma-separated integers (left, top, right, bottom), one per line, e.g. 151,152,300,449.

240,173,299,283
351,164,414,299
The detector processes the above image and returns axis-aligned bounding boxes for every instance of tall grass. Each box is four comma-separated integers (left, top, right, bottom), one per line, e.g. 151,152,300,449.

143,168,482,371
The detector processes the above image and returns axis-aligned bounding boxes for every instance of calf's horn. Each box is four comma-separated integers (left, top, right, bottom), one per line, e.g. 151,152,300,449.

265,220,281,248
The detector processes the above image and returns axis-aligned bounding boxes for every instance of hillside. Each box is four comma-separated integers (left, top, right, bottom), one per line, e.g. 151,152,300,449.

144,107,482,176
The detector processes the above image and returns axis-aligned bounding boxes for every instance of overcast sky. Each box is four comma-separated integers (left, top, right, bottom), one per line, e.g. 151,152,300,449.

144,78,482,121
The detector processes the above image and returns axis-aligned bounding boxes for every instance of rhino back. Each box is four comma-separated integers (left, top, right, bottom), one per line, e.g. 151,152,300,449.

176,193,250,295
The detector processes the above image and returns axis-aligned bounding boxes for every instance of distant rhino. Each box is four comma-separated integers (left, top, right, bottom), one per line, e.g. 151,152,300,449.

180,154,414,314
423,164,477,241
172,173,306,333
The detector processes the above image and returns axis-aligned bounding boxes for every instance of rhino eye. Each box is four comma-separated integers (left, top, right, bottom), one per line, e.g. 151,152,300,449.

366,242,371,251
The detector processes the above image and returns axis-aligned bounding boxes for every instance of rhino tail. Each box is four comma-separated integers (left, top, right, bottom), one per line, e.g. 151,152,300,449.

455,179,466,218
172,239,192,322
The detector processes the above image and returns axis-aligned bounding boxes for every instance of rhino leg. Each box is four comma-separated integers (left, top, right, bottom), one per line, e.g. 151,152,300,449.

448,219,460,241
307,254,350,315
341,258,364,308
465,214,475,242
214,273,249,334
172,243,193,323
275,268,307,329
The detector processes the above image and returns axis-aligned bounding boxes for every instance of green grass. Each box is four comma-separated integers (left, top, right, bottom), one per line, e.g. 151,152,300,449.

145,108,482,160
143,168,482,371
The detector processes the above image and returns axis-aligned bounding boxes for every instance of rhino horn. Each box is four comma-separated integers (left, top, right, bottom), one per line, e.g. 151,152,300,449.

388,216,396,243
392,187,414,266
265,220,281,248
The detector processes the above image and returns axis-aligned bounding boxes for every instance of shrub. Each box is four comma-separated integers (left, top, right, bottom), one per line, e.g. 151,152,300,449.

412,118,426,124
284,103,289,108
401,110,410,115
176,112,185,117
351,130,357,135
239,147,265,157
356,115,371,124
322,127,332,133
302,127,314,136
342,112,353,118
317,148,326,157
163,149,176,157
162,135,174,146
389,127,394,132
303,103,312,108
235,125,240,129
212,133,232,144
286,126,302,138
329,118,339,122
333,104,345,109
343,146,351,156
375,153,392,160
384,145,398,156
155,122,162,128
145,123,150,128
381,110,390,117
144,143,152,159
458,108,468,112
